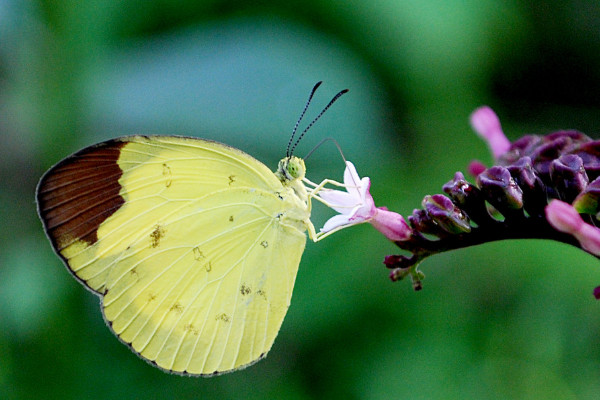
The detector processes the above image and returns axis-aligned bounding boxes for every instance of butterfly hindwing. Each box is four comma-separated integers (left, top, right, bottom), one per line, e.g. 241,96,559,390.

37,135,308,375
102,187,306,374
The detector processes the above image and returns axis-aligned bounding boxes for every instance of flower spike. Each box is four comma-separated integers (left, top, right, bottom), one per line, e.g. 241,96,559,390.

382,106,600,294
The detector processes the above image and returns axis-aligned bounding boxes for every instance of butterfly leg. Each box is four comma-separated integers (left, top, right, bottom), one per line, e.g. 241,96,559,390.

302,177,347,191
303,177,362,243
306,214,362,242
303,177,360,210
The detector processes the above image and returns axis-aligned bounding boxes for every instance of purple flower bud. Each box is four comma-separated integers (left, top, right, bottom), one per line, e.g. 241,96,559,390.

571,140,600,181
477,166,524,212
422,194,471,234
549,154,588,204
443,172,490,224
383,255,403,269
383,254,412,269
545,130,588,143
498,135,542,166
529,131,587,176
507,157,536,189
443,172,470,203
409,208,439,236
511,134,544,155
594,286,600,300
507,157,547,217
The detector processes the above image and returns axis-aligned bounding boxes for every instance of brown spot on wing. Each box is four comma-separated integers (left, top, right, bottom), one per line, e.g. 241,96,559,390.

162,163,172,187
240,284,251,295
215,313,230,323
256,289,267,300
184,323,199,335
150,224,165,248
193,247,204,260
36,140,126,250
192,247,213,273
170,302,184,313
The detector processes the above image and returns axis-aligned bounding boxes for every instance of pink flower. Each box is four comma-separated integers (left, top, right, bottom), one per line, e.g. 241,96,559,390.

545,199,600,255
467,160,487,177
317,161,412,241
470,106,511,160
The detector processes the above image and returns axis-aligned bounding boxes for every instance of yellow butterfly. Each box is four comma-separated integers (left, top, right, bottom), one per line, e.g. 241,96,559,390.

36,83,348,376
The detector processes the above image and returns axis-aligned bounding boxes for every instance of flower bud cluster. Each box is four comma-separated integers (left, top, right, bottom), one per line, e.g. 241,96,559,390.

384,109,600,292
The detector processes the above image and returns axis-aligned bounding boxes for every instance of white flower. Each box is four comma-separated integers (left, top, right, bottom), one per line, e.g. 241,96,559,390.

316,161,411,241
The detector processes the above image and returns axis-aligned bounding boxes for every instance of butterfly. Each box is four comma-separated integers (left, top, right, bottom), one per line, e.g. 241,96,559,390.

36,82,348,376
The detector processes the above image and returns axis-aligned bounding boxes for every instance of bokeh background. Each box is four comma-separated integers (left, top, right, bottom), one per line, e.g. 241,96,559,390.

3,1,600,399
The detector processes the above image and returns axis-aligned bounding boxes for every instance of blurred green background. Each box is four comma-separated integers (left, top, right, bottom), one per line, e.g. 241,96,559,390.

3,0,600,398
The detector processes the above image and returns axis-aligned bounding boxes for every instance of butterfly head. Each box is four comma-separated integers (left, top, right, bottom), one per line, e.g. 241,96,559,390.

276,156,306,183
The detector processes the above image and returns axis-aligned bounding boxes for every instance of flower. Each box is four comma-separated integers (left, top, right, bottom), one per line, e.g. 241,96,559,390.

316,161,412,241
467,160,487,177
470,106,511,160
318,161,374,231
545,199,600,255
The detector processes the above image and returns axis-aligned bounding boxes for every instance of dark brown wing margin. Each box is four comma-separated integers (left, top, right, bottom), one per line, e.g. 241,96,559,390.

36,139,127,252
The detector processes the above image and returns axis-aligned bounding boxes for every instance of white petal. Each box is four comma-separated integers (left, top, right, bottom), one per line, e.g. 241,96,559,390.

321,214,353,232
343,161,362,197
358,177,371,200
318,189,358,214
353,200,376,220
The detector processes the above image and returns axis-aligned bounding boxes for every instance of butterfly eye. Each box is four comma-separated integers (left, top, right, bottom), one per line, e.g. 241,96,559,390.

275,156,305,182
288,162,298,177
286,157,306,180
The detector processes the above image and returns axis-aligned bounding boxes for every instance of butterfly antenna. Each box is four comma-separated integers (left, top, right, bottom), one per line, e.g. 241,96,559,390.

289,88,349,157
287,81,323,158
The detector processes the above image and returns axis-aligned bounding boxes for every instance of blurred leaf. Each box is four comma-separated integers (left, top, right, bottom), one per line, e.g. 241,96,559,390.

0,233,69,338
